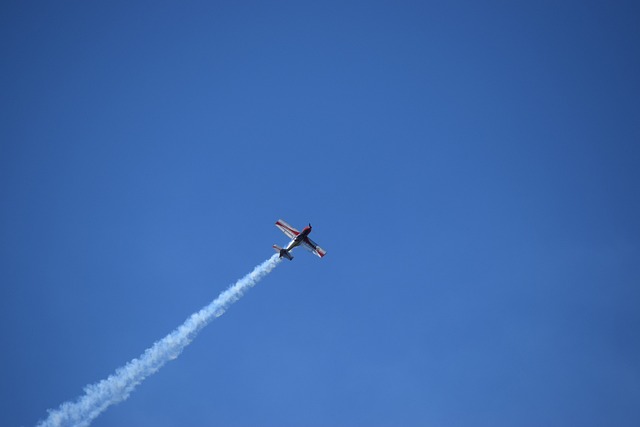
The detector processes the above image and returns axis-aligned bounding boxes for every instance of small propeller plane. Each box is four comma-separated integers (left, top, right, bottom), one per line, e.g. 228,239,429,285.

273,219,326,260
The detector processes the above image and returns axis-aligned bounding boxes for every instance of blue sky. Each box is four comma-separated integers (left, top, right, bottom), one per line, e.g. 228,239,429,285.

2,1,639,426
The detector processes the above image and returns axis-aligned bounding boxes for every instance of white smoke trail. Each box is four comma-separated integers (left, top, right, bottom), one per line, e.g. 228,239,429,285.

37,254,281,427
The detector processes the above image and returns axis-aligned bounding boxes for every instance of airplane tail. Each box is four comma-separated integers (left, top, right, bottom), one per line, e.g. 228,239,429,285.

272,244,293,260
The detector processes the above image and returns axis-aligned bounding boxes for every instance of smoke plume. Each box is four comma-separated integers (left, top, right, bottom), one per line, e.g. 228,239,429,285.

37,254,281,427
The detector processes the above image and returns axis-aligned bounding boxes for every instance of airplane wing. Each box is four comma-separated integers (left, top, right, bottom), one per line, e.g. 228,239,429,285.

275,219,300,239
302,237,327,258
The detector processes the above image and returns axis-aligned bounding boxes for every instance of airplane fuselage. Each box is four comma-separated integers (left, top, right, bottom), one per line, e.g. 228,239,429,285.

284,225,312,251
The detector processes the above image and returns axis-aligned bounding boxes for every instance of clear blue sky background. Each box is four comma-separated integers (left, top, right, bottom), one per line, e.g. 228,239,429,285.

2,2,639,426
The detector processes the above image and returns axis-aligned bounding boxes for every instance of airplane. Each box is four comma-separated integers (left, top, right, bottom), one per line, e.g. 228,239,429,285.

273,219,327,260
